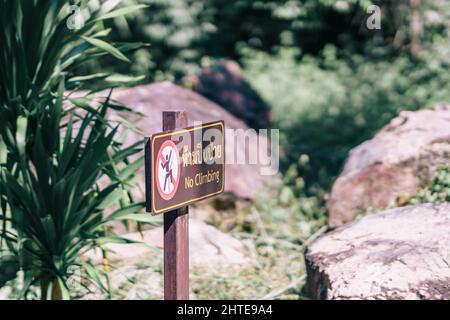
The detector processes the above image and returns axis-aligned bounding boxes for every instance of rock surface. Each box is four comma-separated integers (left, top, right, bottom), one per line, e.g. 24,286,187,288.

85,219,250,267
328,106,450,228
305,203,450,300
81,219,254,300
187,61,271,129
106,82,270,201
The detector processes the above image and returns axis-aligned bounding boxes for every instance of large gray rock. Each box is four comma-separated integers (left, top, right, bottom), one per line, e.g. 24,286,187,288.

305,203,450,300
328,106,450,228
85,218,251,267
187,61,271,129
107,82,270,201
81,219,255,300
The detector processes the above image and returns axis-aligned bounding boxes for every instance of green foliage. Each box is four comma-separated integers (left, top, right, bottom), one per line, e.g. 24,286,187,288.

240,42,450,192
0,0,147,171
208,180,327,243
0,0,153,299
0,95,156,299
242,43,450,151
252,185,327,242
1,0,449,300
90,0,450,196
91,1,450,81
410,167,450,205
80,0,379,80
0,0,145,111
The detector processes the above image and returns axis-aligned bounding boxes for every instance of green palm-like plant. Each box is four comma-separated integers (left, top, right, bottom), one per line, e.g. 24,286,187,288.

1,89,155,299
0,0,146,104
0,0,153,299
0,0,146,153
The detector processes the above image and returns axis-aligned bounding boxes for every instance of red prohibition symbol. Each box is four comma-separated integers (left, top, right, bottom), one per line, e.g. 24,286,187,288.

155,140,181,200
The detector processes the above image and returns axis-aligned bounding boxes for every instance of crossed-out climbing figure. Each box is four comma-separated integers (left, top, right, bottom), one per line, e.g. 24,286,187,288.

160,150,174,192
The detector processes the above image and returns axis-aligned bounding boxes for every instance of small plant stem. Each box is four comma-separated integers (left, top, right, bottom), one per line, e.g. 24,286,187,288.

51,279,62,300
102,247,113,300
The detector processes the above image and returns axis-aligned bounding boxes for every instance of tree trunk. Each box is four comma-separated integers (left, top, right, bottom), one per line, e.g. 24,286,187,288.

40,275,62,300
51,279,62,300
410,0,423,60
40,276,49,300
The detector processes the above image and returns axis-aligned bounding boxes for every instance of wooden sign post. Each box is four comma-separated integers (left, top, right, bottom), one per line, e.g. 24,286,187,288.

145,111,225,300
162,111,189,300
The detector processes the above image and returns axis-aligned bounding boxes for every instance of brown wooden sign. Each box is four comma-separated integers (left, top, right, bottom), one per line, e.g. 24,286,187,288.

145,120,225,215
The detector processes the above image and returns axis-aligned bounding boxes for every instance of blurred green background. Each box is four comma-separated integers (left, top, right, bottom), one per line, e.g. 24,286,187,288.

81,0,450,299
2,0,450,300
80,0,450,202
